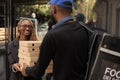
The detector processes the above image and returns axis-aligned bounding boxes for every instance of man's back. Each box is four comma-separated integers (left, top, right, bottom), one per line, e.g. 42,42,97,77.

47,21,89,80
21,0,89,79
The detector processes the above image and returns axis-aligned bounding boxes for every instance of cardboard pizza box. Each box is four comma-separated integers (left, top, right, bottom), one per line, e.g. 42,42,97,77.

19,41,41,48
19,57,53,73
19,58,37,67
45,61,53,73
46,64,53,69
49,61,53,65
18,50,39,57
18,53,38,62
19,46,40,52
45,68,53,73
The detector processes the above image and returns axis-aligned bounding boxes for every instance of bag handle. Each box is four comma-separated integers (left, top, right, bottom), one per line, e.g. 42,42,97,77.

79,21,98,80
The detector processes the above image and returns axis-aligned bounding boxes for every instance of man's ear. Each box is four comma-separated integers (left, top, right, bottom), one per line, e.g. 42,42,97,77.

54,7,57,14
52,6,56,14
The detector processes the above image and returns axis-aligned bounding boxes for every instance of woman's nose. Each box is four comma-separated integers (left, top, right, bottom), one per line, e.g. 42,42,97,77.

25,27,29,29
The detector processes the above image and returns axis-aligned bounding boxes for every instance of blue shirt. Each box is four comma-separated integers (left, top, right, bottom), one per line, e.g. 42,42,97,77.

52,16,73,29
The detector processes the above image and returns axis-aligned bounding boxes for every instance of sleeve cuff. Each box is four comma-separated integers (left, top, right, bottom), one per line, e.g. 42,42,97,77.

26,67,31,76
25,67,42,79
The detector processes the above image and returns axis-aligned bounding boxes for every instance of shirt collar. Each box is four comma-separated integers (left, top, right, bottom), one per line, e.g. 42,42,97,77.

52,16,73,29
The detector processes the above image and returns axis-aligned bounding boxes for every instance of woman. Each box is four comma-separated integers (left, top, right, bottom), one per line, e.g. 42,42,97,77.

8,18,37,80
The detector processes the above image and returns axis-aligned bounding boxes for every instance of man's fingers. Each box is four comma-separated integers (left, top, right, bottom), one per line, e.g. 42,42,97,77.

21,66,28,77
23,63,29,69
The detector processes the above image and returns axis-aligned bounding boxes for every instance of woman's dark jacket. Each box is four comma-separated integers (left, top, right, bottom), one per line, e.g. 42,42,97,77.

7,38,38,80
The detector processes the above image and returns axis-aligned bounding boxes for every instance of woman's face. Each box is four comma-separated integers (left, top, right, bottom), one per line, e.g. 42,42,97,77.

19,20,33,37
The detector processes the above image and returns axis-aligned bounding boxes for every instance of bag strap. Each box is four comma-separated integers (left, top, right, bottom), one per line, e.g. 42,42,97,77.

79,21,98,80
79,21,97,49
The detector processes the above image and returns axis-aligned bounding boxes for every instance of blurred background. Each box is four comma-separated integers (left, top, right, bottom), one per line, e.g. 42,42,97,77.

0,0,120,80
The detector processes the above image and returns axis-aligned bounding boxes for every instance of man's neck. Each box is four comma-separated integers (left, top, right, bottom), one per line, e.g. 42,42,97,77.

56,14,71,22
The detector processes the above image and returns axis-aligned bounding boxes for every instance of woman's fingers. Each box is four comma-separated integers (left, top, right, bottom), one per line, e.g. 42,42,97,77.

13,63,22,71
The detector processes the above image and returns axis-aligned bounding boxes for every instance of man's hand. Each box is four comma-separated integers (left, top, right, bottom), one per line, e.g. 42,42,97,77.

21,63,29,77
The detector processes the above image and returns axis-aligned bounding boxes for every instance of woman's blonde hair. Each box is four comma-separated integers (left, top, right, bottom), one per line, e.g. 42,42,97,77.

16,18,37,41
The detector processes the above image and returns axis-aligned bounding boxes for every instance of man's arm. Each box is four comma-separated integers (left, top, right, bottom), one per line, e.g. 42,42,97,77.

21,32,55,79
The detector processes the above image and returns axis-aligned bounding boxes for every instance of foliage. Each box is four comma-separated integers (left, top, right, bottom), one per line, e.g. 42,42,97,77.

74,0,96,22
16,4,50,18
15,0,96,23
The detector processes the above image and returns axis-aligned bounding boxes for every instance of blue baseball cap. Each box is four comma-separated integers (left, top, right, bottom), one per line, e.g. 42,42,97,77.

48,0,73,8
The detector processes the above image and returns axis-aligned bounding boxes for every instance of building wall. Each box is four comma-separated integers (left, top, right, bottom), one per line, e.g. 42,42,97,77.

94,0,108,30
94,0,120,37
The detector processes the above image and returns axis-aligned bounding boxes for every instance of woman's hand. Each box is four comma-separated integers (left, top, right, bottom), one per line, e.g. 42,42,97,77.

12,63,22,72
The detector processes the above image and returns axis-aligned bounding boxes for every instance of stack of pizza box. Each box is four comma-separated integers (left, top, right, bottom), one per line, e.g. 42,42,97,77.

18,41,53,73
45,60,53,73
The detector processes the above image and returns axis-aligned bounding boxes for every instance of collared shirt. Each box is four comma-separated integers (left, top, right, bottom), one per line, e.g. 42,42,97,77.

52,16,73,29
